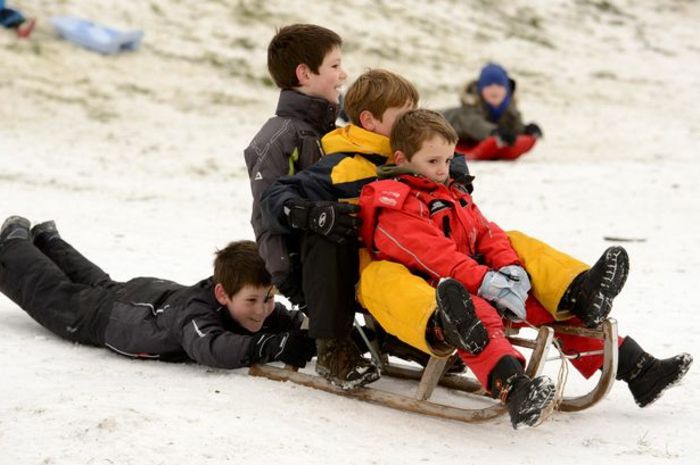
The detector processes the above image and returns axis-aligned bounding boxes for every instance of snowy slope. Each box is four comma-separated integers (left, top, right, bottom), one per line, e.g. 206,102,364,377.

1,1,699,464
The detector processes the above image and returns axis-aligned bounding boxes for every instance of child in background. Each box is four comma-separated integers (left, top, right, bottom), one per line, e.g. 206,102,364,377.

0,216,315,369
358,109,692,428
442,62,541,160
0,1,35,38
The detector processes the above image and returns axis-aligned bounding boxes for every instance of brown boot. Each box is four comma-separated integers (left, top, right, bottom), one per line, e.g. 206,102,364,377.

315,337,380,390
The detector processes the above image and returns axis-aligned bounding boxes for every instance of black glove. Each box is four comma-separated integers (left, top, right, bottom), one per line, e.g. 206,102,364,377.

284,199,361,244
524,122,543,138
491,127,517,146
249,330,316,368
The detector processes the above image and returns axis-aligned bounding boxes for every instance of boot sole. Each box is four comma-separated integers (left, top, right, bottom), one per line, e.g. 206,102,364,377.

599,246,629,298
436,278,488,354
636,353,693,408
581,247,630,327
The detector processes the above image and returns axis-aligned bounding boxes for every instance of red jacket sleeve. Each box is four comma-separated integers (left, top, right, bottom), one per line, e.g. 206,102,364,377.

469,203,520,270
373,207,491,294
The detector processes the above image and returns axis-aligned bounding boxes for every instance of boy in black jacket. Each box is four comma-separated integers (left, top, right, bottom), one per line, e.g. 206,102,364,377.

0,216,315,369
244,24,379,389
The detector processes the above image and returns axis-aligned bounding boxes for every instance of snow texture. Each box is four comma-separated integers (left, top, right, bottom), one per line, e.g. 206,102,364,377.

1,1,699,464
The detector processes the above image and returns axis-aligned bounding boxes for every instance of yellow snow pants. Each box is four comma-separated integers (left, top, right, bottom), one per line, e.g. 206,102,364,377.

357,231,590,356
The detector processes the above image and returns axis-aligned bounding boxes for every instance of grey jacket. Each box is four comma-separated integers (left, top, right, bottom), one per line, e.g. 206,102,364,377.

243,90,337,282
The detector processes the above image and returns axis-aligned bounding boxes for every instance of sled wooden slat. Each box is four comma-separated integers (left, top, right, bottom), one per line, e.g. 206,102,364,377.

557,318,618,412
249,364,505,423
383,325,553,394
524,326,555,378
415,356,449,400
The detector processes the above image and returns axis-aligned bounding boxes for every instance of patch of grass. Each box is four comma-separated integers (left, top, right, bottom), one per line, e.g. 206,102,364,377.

150,2,164,16
231,37,257,50
591,70,617,80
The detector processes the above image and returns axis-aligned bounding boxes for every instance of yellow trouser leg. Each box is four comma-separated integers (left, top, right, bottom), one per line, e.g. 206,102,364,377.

506,231,590,320
358,251,451,357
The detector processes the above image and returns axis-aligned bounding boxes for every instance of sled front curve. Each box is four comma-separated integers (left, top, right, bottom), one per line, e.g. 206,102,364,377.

552,318,618,412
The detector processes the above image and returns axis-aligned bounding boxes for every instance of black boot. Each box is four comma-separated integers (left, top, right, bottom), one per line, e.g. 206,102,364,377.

434,278,488,354
0,216,30,246
617,337,693,407
31,220,60,244
559,246,629,327
489,356,555,429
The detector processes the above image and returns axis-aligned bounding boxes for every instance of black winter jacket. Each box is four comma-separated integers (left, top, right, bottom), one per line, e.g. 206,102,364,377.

103,277,302,369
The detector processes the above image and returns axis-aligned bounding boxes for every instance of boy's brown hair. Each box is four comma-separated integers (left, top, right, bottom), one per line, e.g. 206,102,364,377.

390,109,458,160
344,69,419,126
214,240,271,297
267,24,342,89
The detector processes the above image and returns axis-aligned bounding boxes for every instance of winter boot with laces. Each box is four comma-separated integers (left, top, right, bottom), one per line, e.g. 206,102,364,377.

434,278,489,354
489,356,556,429
0,216,30,246
559,246,629,327
617,337,693,407
315,337,380,390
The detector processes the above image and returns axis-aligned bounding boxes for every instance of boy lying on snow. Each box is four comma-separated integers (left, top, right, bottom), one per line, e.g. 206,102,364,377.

0,217,315,369
357,109,693,428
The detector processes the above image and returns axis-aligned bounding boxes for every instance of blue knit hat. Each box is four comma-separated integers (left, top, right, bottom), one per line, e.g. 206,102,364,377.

477,63,510,92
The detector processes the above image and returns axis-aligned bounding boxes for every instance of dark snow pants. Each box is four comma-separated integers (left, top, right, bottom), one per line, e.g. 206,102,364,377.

0,237,114,345
299,233,359,339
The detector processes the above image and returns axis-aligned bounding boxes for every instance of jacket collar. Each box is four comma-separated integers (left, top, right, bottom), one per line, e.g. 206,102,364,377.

392,172,449,192
276,89,338,135
321,124,393,159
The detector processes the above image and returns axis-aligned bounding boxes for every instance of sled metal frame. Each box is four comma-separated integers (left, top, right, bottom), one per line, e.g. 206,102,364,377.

249,318,618,423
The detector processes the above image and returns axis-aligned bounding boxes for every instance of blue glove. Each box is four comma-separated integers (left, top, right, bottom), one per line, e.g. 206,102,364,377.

477,268,528,321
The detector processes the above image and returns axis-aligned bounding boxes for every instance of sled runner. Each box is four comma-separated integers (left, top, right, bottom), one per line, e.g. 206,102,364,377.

249,318,618,424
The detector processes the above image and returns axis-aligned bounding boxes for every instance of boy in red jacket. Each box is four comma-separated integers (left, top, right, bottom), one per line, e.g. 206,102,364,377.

358,109,692,428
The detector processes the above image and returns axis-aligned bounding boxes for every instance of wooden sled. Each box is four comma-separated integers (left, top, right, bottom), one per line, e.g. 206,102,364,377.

249,318,618,424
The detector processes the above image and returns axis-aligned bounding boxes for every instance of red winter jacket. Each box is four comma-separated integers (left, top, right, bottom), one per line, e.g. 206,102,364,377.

359,173,520,294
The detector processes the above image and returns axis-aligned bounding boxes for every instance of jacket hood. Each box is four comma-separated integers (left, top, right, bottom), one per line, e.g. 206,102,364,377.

377,165,447,190
322,124,393,159
377,163,419,179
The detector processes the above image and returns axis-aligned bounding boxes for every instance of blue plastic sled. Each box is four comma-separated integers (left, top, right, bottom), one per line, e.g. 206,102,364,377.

50,16,143,54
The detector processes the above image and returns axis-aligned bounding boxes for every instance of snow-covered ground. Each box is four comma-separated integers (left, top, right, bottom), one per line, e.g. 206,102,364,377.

1,1,699,463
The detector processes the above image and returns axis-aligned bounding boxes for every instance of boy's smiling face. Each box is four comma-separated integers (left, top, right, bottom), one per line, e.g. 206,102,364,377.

297,46,347,104
215,283,275,332
395,135,455,184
